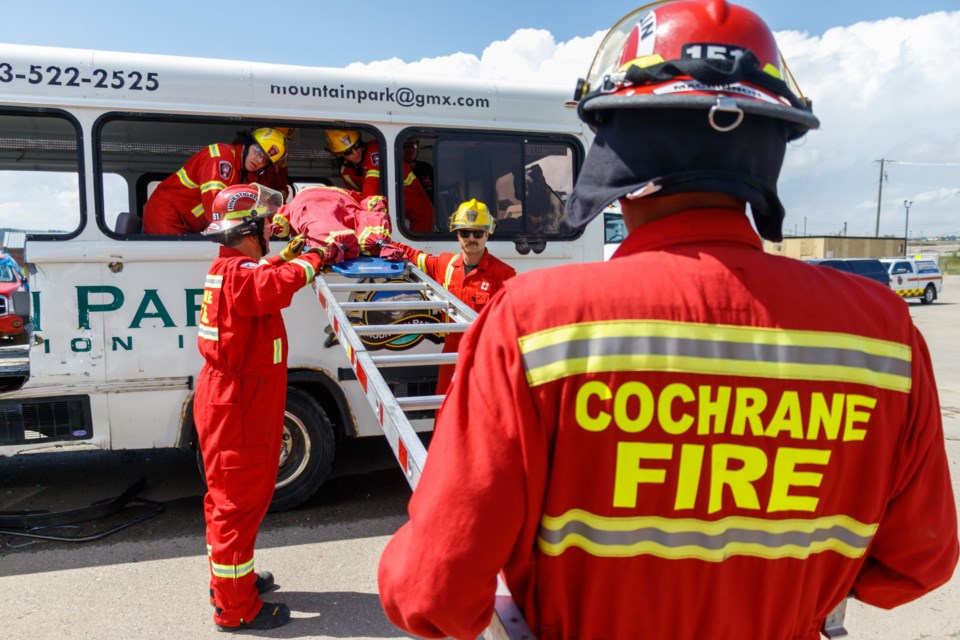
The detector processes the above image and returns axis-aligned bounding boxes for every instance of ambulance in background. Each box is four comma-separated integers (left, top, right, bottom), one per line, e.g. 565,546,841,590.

0,43,599,509
880,254,944,304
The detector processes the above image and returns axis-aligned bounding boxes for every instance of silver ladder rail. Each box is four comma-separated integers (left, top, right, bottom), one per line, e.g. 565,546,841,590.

314,260,535,640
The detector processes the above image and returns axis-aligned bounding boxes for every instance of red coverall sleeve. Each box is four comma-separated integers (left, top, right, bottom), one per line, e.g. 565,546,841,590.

229,252,324,316
391,242,447,281
378,290,537,639
852,326,959,607
196,143,238,224
361,142,382,198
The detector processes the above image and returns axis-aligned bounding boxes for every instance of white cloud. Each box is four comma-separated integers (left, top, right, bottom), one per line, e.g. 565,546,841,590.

347,28,605,87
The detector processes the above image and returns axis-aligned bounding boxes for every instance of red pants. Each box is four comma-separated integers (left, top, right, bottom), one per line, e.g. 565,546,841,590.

195,368,285,626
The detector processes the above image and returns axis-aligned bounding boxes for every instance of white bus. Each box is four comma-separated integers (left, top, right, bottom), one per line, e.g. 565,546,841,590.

0,43,599,509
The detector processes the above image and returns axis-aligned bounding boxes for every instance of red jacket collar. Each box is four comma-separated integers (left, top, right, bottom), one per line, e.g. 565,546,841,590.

611,208,763,259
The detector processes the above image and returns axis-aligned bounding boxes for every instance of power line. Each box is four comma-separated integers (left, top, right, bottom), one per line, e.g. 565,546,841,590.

886,161,960,167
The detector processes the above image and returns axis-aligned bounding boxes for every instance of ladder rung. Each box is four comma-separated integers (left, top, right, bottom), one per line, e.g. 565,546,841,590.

397,395,444,411
372,353,459,367
353,322,470,336
327,282,429,292
339,300,453,311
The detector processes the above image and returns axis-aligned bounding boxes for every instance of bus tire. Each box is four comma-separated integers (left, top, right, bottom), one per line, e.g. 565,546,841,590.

193,386,336,512
271,387,336,512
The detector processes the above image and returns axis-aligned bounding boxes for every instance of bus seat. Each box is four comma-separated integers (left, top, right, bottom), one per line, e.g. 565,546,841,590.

115,212,143,235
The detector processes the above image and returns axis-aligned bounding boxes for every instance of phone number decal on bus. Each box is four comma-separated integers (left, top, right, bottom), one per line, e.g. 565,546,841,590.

0,63,159,91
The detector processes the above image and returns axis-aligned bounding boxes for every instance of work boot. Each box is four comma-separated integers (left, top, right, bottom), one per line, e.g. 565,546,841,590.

215,602,291,632
209,571,276,606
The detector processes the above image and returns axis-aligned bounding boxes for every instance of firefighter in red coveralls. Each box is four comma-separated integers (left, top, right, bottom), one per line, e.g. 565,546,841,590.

143,128,288,235
394,199,515,393
378,2,959,639
324,129,434,232
195,183,324,632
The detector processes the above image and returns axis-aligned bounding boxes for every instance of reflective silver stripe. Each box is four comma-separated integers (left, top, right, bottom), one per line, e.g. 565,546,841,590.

176,168,199,189
210,557,255,580
201,180,227,194
208,144,221,158
291,258,316,286
519,320,912,393
205,274,223,288
443,255,460,289
273,338,282,364
198,325,219,341
538,510,877,561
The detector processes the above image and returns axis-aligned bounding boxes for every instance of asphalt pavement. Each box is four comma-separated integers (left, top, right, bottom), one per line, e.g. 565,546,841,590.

1,277,959,639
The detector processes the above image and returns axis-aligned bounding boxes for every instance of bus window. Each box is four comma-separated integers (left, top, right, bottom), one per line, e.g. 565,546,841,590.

97,118,349,237
0,111,82,236
400,132,581,241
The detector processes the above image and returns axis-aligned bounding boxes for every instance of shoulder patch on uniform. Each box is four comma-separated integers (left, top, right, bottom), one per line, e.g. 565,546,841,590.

369,152,380,167
219,160,233,180
240,261,259,270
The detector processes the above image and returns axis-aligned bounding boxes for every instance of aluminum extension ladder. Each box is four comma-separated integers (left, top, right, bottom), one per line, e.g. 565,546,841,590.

314,256,534,640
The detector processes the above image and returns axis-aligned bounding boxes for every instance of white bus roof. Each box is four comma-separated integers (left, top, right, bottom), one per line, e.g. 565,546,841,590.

0,43,584,133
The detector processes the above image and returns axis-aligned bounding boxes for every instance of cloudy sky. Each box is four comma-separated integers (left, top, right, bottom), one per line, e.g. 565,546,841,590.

3,0,959,238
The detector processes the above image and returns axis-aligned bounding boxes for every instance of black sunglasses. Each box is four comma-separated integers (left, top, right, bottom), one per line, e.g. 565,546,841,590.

457,229,485,239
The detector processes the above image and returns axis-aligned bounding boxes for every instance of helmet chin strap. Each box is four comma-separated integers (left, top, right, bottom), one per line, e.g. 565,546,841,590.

255,220,269,257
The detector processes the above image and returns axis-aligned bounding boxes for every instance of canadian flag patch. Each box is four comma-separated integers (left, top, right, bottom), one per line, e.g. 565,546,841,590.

218,161,233,180
480,281,490,291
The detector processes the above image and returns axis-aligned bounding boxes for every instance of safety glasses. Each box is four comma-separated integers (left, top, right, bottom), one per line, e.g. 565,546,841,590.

336,144,361,159
457,229,486,239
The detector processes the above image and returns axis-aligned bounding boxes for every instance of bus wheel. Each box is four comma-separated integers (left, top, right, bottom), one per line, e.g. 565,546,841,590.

921,284,937,305
270,387,336,512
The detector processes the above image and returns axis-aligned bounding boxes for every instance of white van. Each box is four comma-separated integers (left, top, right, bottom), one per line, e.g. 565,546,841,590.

0,43,599,508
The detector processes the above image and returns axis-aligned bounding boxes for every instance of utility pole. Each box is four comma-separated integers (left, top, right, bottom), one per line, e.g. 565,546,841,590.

903,200,913,257
804,216,807,236
874,158,889,237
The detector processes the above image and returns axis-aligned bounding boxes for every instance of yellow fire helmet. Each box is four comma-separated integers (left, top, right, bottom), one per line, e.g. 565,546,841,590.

448,199,496,234
251,128,287,166
325,129,361,154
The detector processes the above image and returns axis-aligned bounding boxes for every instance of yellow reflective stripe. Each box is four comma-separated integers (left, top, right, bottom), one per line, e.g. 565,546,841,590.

443,255,459,290
538,509,878,561
273,338,282,364
210,557,255,579
198,325,219,341
403,170,417,186
272,214,291,239
357,226,390,251
366,169,381,179
191,203,205,218
291,257,317,286
208,144,221,158
519,320,912,393
205,274,223,288
176,168,199,189
201,181,227,194
416,253,427,272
